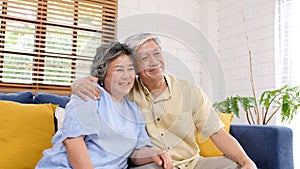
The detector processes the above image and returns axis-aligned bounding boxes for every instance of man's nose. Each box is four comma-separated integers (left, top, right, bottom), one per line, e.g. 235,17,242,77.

149,54,159,65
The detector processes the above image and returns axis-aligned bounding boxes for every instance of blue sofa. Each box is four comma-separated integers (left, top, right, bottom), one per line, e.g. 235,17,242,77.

0,92,294,169
230,124,294,169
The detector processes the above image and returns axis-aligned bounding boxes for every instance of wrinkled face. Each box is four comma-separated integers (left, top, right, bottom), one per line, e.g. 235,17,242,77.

104,54,135,101
135,40,165,82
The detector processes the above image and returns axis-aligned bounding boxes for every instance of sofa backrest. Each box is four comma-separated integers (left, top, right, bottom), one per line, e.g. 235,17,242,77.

0,91,34,104
0,91,70,108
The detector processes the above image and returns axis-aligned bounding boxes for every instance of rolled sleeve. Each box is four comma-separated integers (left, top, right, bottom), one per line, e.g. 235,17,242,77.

61,95,100,141
195,87,224,143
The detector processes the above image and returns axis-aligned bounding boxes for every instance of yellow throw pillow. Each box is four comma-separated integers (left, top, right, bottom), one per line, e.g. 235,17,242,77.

0,100,57,169
197,112,234,157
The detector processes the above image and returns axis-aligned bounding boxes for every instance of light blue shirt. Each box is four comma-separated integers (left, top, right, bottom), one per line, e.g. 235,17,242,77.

36,86,151,169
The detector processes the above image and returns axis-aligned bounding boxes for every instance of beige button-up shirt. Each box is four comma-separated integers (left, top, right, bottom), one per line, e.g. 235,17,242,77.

128,73,224,169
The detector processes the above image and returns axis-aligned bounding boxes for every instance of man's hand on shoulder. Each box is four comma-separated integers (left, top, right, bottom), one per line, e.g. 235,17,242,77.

71,76,100,101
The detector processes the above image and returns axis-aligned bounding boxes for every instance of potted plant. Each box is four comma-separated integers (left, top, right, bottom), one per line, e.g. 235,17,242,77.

213,8,300,125
213,84,300,125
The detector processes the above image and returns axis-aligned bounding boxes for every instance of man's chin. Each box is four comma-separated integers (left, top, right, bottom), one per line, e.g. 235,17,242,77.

148,71,164,78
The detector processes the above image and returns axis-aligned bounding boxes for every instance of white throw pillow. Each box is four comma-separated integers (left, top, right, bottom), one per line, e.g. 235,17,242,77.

54,107,66,130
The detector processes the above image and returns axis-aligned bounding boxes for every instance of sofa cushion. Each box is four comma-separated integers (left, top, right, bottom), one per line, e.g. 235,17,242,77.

0,100,57,169
33,92,70,108
197,113,234,157
0,91,34,103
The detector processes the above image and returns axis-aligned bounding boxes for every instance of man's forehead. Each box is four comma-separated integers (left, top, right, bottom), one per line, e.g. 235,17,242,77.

137,47,161,53
137,39,159,50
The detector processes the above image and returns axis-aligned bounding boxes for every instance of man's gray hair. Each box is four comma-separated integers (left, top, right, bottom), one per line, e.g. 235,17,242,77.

123,33,161,56
90,41,132,86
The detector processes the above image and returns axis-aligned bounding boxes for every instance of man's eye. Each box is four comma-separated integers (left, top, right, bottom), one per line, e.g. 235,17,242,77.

154,52,161,56
116,69,123,72
141,56,149,61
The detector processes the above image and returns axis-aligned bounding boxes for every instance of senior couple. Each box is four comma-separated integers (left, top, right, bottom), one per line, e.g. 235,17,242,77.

36,33,257,169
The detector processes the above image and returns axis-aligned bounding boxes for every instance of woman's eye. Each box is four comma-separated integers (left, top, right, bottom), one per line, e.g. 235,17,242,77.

128,68,135,71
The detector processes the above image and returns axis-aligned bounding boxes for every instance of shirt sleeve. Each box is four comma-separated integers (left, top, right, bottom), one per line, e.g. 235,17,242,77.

194,87,224,143
61,94,100,142
135,107,152,149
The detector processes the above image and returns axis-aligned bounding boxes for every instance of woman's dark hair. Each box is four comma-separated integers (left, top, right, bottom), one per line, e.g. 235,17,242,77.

90,41,133,86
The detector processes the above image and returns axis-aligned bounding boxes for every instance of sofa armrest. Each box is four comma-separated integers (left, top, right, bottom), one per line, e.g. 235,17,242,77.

230,124,294,169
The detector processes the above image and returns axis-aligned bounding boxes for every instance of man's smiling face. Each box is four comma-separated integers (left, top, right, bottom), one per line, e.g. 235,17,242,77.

135,39,165,82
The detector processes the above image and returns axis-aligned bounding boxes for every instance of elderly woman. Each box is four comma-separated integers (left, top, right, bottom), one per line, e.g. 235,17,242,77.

35,42,173,169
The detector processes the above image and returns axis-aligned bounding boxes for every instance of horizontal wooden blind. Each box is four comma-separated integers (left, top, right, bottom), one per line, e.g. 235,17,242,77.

0,0,118,95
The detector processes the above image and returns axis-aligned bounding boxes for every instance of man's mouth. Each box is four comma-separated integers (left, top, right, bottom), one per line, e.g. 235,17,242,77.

147,67,161,73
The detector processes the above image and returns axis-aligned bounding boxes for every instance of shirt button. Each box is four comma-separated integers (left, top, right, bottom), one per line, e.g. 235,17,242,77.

167,147,170,150
157,118,160,121
160,133,164,136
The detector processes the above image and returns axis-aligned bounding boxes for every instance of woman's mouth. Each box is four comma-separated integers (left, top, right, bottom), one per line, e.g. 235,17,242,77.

119,82,131,86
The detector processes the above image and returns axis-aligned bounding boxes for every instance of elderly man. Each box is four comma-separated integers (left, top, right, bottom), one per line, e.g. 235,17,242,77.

72,33,257,169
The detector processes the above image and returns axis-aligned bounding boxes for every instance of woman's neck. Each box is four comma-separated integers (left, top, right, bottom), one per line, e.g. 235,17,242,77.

112,96,123,102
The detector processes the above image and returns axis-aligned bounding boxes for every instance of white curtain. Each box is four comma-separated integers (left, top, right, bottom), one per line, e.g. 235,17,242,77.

276,0,300,168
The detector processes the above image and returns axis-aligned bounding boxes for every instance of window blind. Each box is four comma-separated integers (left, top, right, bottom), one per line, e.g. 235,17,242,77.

0,0,118,95
276,1,300,167
276,0,293,86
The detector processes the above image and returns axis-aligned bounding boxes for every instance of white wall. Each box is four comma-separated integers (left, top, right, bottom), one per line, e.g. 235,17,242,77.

118,0,221,101
217,0,275,124
118,0,276,124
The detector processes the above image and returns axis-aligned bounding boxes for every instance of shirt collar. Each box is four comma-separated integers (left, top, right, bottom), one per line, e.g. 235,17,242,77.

138,73,173,101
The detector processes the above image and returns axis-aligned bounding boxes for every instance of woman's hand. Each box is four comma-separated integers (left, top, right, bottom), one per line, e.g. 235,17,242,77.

152,150,173,169
71,76,100,101
130,147,173,169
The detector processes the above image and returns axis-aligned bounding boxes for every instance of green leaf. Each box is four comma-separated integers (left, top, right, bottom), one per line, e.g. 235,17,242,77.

213,85,300,124
213,96,240,118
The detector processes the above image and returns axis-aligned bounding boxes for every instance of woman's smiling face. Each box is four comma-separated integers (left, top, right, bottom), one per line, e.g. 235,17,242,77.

104,54,135,101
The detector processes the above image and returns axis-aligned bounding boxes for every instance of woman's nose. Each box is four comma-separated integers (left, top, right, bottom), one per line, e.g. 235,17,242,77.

122,70,133,79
